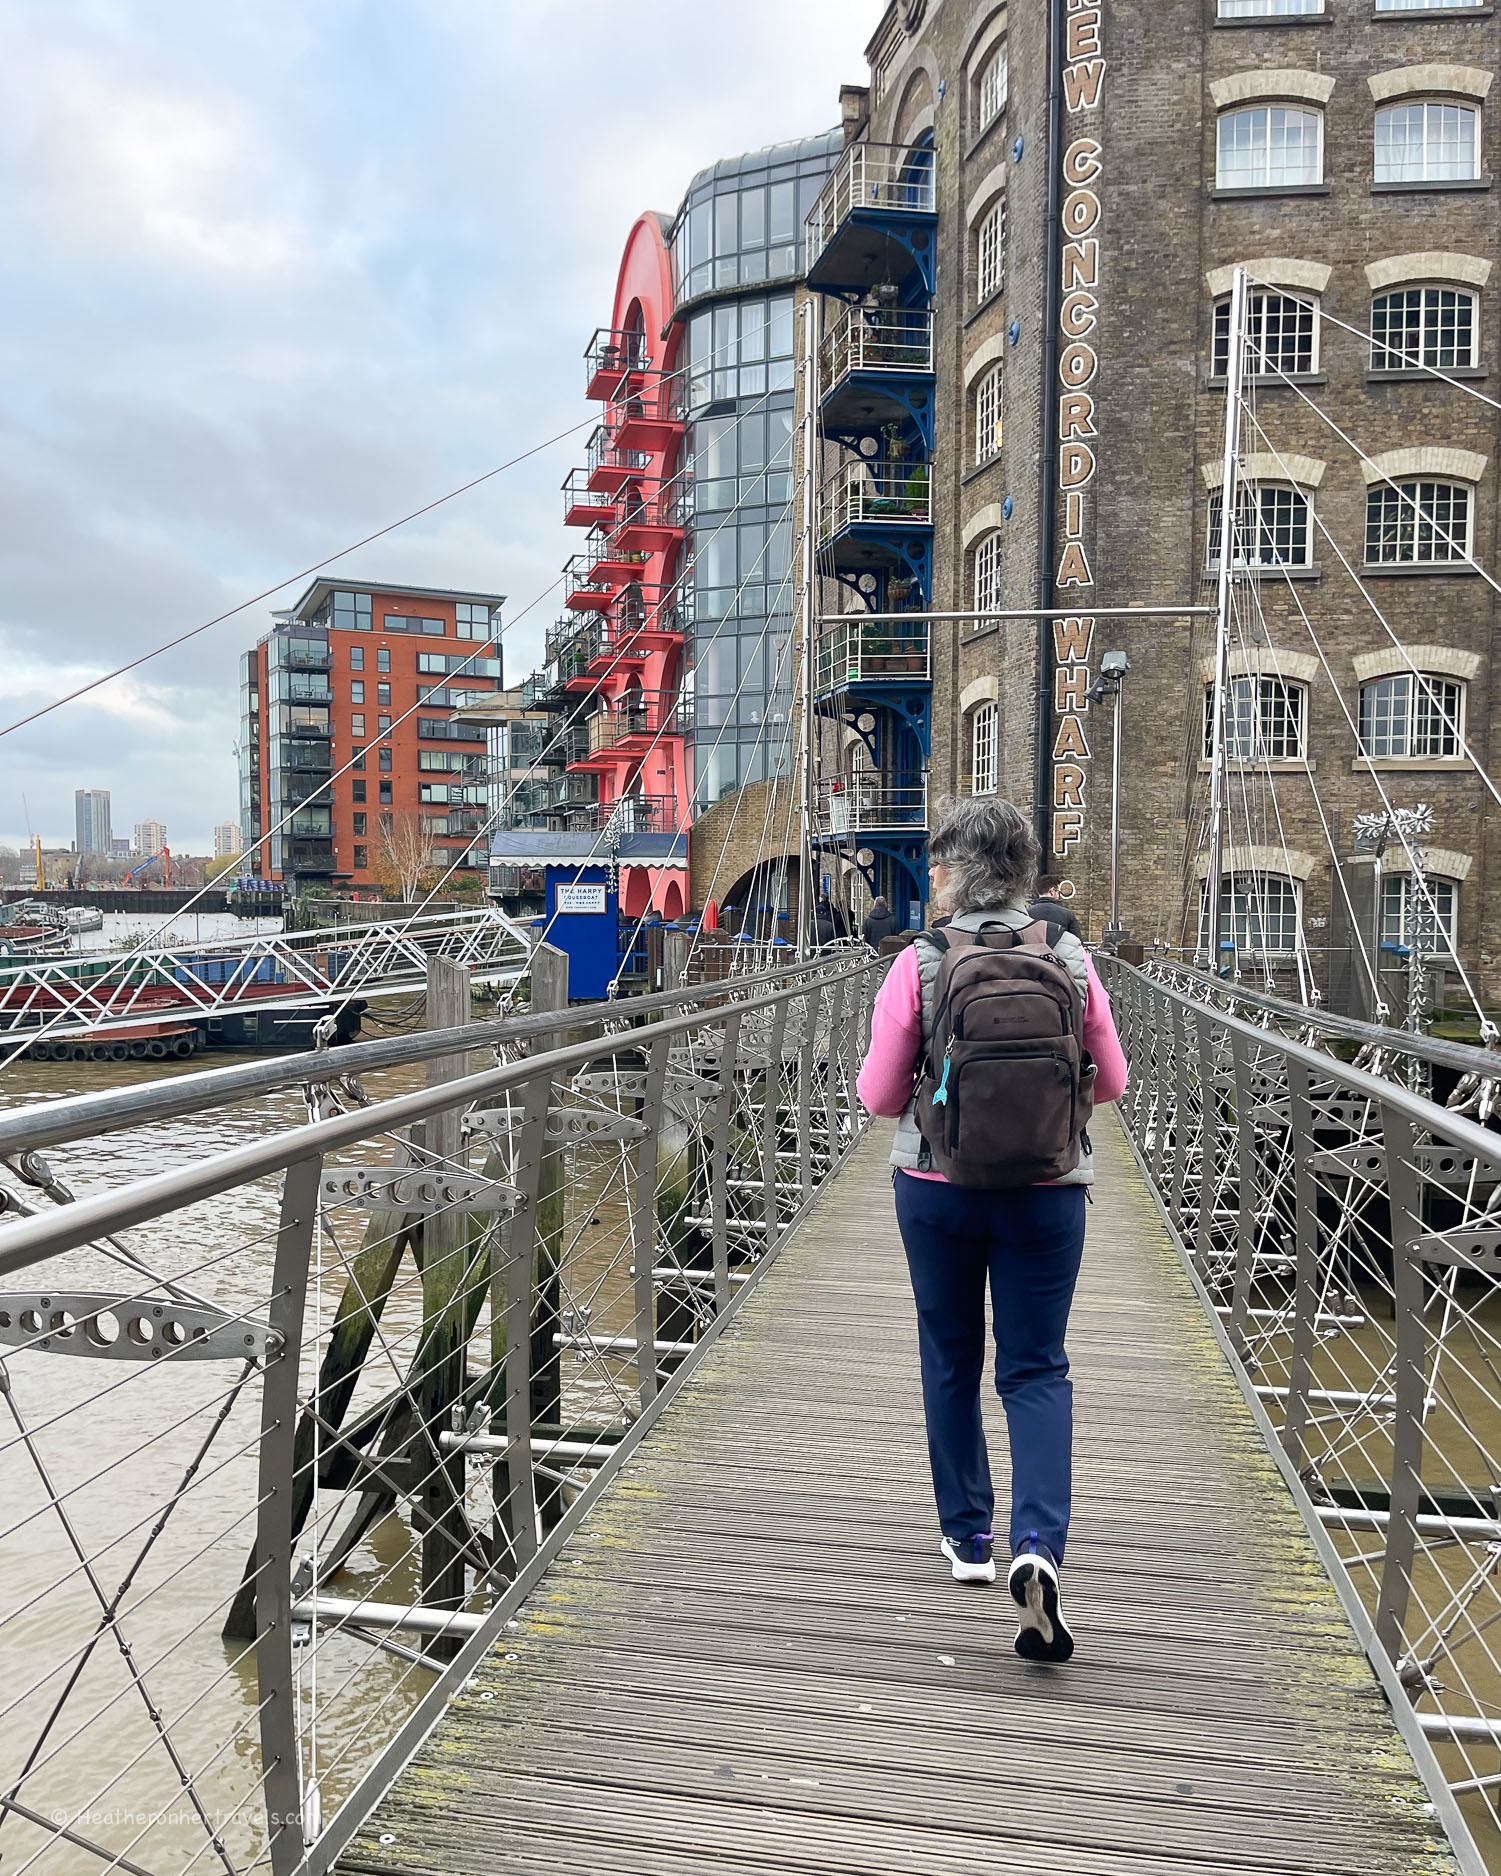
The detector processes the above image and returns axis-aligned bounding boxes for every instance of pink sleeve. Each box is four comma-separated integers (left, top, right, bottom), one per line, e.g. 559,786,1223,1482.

1083,955,1129,1104
856,944,924,1118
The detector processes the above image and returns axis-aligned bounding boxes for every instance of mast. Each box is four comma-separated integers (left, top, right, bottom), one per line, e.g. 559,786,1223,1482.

1202,266,1248,969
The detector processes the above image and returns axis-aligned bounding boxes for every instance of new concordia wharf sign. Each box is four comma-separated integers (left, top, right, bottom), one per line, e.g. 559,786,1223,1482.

1051,0,1105,863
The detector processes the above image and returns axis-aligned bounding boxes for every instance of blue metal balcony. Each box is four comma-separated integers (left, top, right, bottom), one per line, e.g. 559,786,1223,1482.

805,142,937,302
819,305,935,452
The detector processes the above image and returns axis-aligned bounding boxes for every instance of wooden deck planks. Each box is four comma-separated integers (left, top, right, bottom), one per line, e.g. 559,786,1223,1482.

336,1117,1460,1876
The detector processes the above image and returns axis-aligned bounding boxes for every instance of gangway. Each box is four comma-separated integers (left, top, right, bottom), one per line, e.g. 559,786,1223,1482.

0,906,532,1049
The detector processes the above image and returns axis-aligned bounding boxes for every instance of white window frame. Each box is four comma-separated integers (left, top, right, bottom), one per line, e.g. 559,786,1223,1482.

1375,100,1481,185
1364,480,1474,566
1200,873,1303,957
1219,0,1322,13
1376,0,1483,8
973,531,1003,615
1370,284,1479,371
1214,289,1320,379
1358,671,1465,758
1216,105,1324,190
977,42,1008,132
971,702,999,796
976,198,1006,305
974,364,1004,466
1380,874,1458,953
1203,675,1308,761
1206,484,1314,571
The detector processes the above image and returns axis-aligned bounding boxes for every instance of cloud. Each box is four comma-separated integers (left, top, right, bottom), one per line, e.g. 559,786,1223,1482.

0,0,874,849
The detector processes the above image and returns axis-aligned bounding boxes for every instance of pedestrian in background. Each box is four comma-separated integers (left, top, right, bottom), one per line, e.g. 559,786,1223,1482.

856,798,1128,1662
862,894,899,950
1028,873,1082,941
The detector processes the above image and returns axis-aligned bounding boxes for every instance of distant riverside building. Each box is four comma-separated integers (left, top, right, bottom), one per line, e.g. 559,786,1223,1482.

109,838,131,859
133,820,167,858
238,581,504,891
803,0,1501,1010
74,789,111,856
213,822,241,859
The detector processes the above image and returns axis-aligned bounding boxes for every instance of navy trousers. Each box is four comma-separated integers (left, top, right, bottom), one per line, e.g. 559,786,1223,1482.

893,1172,1086,1561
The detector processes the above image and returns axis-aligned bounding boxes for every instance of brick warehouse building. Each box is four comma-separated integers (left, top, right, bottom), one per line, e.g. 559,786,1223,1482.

238,580,503,891
805,0,1500,1014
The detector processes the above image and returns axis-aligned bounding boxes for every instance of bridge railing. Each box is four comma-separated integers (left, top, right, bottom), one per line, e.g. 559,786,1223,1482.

1099,955,1501,1852
0,953,884,1876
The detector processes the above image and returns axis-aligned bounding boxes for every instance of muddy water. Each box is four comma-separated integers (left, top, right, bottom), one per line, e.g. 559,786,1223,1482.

0,1039,682,1875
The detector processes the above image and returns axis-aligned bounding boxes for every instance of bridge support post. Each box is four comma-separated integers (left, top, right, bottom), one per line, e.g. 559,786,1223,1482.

629,1033,670,1410
1376,1098,1427,1661
525,945,567,1532
417,956,473,1662
1228,1030,1259,1360
1282,1058,1321,1470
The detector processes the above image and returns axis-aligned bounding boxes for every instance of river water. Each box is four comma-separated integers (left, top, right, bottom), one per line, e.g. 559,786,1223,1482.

0,1031,653,1875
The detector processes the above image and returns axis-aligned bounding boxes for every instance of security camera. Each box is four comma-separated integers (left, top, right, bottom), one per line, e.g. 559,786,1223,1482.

1100,650,1130,677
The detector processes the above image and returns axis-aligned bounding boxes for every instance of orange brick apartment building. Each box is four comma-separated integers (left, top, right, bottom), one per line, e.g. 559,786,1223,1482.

238,580,504,891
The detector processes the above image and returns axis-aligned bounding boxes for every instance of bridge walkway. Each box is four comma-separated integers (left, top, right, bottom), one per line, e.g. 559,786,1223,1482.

336,1119,1459,1876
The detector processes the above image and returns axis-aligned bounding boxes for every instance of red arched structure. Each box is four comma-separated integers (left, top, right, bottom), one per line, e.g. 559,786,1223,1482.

564,212,690,918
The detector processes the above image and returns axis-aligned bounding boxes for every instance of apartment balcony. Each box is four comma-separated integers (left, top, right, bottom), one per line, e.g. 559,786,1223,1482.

813,775,928,841
590,793,675,836
563,551,615,612
609,375,684,455
286,839,335,874
613,486,686,556
815,615,931,695
818,458,933,579
820,304,936,448
548,772,599,811
584,327,651,402
278,644,332,672
585,424,651,496
805,142,938,300
581,690,688,762
562,467,617,531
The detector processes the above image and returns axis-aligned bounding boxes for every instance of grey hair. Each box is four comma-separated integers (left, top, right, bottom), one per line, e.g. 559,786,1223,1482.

928,796,1039,914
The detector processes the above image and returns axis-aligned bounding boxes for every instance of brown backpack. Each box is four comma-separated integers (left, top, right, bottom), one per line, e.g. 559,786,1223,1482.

914,920,1096,1188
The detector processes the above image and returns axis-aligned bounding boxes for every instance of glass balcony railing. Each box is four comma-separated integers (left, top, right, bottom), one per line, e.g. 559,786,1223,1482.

586,691,687,755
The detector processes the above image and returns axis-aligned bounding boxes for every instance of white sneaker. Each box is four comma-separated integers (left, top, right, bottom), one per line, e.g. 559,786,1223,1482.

1007,1537,1075,1662
940,1533,996,1584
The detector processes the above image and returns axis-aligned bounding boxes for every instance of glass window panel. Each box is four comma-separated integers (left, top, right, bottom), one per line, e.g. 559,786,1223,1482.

1219,0,1321,13
1216,106,1323,188
740,300,766,361
971,702,999,795
1202,875,1300,953
978,44,1009,129
768,409,794,468
1376,101,1479,183
741,186,766,247
975,364,1004,464
698,531,737,588
1381,875,1456,950
977,198,1006,303
1364,481,1471,564
1207,485,1312,568
740,411,766,473
348,646,364,671
1202,677,1306,759
1359,673,1462,756
974,533,1003,614
689,199,711,267
768,180,796,241
697,414,737,482
714,192,737,257
1214,291,1318,377
1371,287,1477,369
768,296,795,358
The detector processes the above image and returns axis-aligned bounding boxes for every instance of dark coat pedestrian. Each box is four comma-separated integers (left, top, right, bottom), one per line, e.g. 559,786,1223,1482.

863,895,899,948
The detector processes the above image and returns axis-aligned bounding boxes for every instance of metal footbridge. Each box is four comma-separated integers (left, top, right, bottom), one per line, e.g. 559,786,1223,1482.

1,951,1499,1873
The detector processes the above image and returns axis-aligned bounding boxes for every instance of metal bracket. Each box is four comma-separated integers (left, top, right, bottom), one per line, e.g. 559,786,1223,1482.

574,1069,720,1102
320,1168,522,1216
1412,1229,1501,1274
1308,1142,1496,1187
463,1106,647,1143
0,1291,277,1361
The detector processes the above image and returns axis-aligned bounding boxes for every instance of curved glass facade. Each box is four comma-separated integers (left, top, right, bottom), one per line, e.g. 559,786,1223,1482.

673,132,840,807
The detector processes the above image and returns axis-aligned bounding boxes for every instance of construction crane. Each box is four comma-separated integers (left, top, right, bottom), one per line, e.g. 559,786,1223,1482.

122,846,171,888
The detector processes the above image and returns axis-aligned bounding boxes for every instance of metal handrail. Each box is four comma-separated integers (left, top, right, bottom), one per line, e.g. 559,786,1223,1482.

815,775,928,837
0,954,884,1876
815,616,931,691
806,142,937,274
820,304,935,384
818,458,932,538
1095,955,1500,1866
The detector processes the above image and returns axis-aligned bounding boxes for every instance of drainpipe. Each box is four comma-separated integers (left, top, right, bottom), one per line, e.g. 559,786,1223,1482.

1035,0,1066,859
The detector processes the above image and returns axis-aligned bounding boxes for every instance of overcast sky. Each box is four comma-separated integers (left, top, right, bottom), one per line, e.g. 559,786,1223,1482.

0,0,871,851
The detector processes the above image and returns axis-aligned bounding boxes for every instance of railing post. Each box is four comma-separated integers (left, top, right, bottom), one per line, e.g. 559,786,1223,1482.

1170,994,1194,1238
494,1071,546,1574
760,993,793,1242
629,1032,670,1410
1194,1003,1221,1265
256,1155,322,1876
1282,1054,1321,1470
1376,1098,1428,1662
797,981,825,1207
1228,1028,1259,1356
525,946,569,1468
418,956,473,1658
709,1010,743,1314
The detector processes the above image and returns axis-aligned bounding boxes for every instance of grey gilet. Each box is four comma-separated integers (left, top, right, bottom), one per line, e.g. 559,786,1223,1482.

888,904,1096,1186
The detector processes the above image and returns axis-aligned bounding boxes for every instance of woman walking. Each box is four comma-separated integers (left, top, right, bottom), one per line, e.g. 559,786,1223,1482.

856,798,1128,1662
